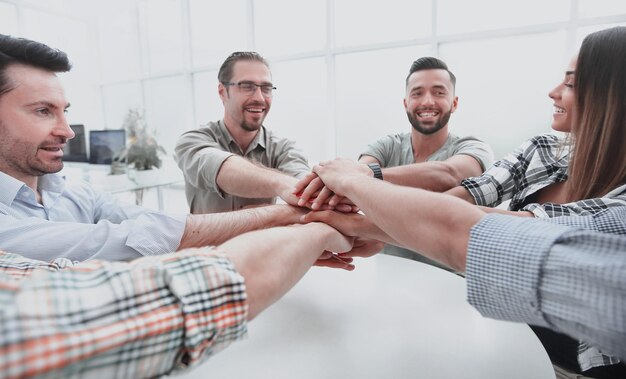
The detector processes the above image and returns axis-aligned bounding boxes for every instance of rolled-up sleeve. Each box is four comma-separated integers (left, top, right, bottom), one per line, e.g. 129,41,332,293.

175,130,235,197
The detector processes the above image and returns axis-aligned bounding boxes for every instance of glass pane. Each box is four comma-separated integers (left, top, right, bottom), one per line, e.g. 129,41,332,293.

579,0,626,18
102,82,144,130
190,0,249,68
438,0,569,35
335,45,432,160
97,10,142,82
192,70,223,129
140,0,185,74
143,76,194,157
334,0,431,48
265,57,329,165
439,32,567,160
0,2,18,35
254,0,326,55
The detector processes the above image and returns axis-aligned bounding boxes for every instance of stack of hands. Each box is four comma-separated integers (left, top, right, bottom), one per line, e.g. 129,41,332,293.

286,158,385,271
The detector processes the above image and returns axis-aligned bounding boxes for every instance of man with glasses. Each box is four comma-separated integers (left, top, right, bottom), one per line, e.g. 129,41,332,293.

175,52,312,214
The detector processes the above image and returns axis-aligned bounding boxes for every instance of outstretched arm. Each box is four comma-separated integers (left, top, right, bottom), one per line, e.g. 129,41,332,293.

360,154,484,192
178,204,305,250
217,155,301,205
219,222,353,319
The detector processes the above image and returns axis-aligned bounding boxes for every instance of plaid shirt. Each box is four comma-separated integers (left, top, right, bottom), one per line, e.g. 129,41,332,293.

0,249,248,379
467,209,626,368
461,134,626,218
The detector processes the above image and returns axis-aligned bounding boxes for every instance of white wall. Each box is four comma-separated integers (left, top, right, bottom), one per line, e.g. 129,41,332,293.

2,0,626,164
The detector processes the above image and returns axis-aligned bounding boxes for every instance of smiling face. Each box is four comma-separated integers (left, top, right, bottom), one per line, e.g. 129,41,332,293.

548,55,577,133
404,69,458,135
0,64,73,185
219,60,273,132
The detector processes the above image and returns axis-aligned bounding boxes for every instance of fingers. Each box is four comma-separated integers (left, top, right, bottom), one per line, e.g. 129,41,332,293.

339,238,385,258
297,177,324,207
311,185,334,210
314,254,355,271
293,171,319,197
301,210,359,237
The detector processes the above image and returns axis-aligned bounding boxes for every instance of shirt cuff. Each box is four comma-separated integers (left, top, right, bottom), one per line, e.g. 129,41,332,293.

126,212,187,256
465,214,570,327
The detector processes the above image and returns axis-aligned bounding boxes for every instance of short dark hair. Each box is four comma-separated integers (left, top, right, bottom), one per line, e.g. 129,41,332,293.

217,51,270,84
0,34,71,97
405,56,456,90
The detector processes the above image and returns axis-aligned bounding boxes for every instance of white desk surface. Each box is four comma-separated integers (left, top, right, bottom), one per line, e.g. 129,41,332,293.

176,254,555,379
61,161,183,194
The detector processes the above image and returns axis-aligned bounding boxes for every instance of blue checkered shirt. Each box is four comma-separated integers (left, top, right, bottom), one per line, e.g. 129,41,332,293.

467,209,626,369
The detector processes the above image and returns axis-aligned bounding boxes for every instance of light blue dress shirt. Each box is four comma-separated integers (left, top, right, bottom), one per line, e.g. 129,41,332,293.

0,171,187,262
466,209,626,362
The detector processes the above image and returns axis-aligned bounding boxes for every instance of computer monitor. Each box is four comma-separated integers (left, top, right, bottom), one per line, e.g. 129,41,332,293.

89,129,126,165
62,124,88,162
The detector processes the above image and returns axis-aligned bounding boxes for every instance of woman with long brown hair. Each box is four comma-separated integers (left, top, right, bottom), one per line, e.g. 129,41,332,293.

448,26,626,378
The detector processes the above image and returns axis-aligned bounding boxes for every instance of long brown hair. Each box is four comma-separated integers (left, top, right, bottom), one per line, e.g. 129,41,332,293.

567,27,626,201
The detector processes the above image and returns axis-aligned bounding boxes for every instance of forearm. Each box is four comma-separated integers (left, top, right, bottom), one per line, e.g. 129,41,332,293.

179,205,303,250
445,185,477,204
217,155,295,198
219,223,342,319
340,177,485,271
382,163,462,191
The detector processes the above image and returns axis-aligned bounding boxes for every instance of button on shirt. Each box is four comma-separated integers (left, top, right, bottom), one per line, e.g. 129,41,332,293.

175,120,310,214
0,171,187,262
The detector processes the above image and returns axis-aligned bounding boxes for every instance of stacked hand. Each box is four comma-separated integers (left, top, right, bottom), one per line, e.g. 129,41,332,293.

293,158,373,212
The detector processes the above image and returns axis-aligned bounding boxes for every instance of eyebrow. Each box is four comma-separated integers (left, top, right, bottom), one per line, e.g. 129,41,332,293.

410,85,448,91
565,71,575,76
25,101,71,110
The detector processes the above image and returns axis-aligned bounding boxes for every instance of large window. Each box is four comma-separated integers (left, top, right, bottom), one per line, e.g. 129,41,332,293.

89,0,626,162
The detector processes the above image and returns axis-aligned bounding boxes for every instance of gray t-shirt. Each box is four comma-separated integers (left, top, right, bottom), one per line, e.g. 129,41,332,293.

174,120,309,214
360,132,493,170
360,132,494,270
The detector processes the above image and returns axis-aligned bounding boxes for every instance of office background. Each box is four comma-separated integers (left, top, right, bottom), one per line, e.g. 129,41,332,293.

1,0,625,177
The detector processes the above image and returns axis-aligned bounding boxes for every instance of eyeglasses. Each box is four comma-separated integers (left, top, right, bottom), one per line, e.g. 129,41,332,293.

222,81,276,96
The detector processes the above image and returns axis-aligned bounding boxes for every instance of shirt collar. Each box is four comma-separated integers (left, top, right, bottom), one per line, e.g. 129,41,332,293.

218,119,267,153
0,171,66,206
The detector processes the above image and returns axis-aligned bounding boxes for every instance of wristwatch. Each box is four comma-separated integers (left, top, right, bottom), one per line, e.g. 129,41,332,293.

367,163,383,180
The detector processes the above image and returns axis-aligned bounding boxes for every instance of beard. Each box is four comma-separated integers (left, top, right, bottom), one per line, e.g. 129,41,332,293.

407,108,452,135
240,119,262,132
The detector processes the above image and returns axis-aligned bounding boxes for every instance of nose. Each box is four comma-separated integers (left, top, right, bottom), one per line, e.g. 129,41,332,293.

53,114,74,140
250,86,266,101
548,84,561,101
421,92,435,105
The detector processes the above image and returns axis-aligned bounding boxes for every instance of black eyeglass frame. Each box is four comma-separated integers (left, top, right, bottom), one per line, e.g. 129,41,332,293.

222,81,277,96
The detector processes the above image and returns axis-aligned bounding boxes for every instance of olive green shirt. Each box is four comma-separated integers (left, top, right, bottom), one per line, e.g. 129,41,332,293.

174,120,309,214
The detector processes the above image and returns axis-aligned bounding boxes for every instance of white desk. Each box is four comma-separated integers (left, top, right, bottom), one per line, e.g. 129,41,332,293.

61,162,184,211
177,254,555,379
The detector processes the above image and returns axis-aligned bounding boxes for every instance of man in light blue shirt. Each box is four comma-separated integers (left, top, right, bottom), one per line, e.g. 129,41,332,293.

0,34,315,264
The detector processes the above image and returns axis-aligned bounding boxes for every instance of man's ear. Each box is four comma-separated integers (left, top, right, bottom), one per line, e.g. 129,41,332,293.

218,83,228,103
403,97,408,112
450,96,459,113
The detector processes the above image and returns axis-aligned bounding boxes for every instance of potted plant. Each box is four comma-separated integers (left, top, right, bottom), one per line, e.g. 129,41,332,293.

112,109,166,174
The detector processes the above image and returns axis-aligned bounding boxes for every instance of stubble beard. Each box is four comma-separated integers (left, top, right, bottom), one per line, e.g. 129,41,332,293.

407,108,452,135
